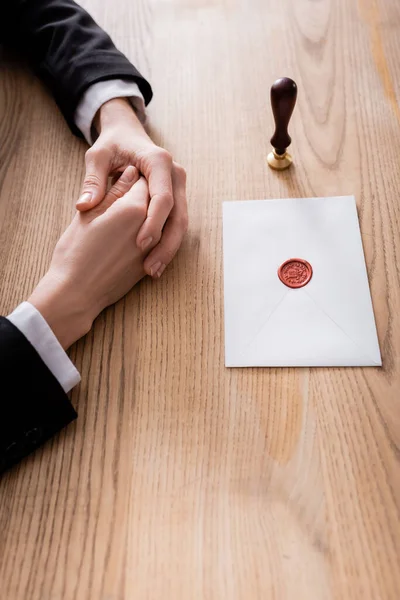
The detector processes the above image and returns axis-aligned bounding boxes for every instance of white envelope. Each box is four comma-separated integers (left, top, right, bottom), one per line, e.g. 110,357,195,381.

223,196,382,367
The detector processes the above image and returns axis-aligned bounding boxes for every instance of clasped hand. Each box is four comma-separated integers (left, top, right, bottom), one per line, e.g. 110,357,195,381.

29,167,158,349
76,98,188,280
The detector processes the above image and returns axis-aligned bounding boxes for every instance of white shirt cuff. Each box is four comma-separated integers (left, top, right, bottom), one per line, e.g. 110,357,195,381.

7,302,81,394
74,79,146,145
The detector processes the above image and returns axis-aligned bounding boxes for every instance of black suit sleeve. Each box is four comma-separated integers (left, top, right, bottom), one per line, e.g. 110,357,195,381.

1,0,153,137
0,317,77,475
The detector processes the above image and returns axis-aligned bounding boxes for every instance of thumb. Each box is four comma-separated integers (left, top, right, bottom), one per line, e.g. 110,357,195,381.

76,147,110,211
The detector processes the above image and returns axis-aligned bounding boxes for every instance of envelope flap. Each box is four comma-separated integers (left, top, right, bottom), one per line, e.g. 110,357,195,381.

229,289,380,367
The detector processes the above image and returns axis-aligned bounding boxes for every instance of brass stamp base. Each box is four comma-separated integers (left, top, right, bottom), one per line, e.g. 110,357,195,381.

267,150,292,170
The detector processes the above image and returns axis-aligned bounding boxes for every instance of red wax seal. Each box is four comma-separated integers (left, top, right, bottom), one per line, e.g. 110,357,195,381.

278,258,313,289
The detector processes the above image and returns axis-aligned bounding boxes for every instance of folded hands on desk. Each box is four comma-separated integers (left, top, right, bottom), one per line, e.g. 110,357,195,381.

75,98,188,280
29,166,160,350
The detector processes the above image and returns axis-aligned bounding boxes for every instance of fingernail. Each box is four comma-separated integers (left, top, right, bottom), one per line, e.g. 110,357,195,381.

150,261,161,277
156,264,166,278
122,166,136,182
76,192,92,207
141,237,153,252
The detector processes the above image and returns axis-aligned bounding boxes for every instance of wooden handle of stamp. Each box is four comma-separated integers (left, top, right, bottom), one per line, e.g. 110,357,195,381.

270,78,297,156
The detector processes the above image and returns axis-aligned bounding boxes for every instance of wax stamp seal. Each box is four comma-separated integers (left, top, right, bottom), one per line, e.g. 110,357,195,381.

278,258,313,288
267,77,297,170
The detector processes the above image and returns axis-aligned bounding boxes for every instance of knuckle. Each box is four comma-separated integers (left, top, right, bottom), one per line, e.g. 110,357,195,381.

125,202,147,222
110,184,124,198
149,226,163,244
175,164,187,183
162,193,174,211
180,212,189,233
161,246,177,263
83,173,102,188
111,178,130,198
151,147,173,166
135,203,148,222
124,204,138,219
105,190,120,204
84,147,95,163
85,145,110,165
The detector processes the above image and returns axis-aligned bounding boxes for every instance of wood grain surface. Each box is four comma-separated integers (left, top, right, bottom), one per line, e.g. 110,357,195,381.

1,0,400,598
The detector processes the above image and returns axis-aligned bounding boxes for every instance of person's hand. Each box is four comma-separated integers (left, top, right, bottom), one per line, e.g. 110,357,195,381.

29,167,149,350
76,98,188,280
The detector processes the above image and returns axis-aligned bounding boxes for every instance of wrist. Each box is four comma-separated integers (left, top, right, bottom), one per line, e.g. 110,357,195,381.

94,97,149,138
28,273,95,350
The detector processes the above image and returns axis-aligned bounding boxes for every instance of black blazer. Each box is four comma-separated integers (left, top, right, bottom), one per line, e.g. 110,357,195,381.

0,318,77,474
1,0,153,137
0,0,153,474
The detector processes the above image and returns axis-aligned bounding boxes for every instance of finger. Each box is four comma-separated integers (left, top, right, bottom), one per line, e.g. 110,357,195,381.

100,166,139,212
117,176,149,209
136,149,174,252
111,173,120,187
111,165,128,186
112,177,150,232
76,146,111,211
143,163,188,278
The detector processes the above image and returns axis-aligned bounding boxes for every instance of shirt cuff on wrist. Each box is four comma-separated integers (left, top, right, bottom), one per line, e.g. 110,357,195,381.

7,302,81,394
74,79,146,145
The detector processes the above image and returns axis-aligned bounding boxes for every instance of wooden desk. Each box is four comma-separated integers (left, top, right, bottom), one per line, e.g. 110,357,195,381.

1,0,399,598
